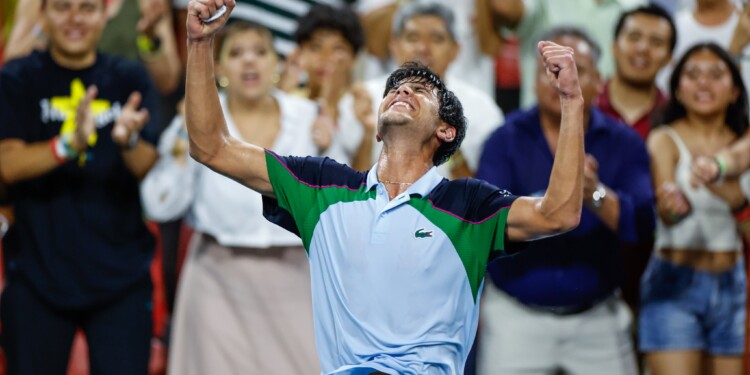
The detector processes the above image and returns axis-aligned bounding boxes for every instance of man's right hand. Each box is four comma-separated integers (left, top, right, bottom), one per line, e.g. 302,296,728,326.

537,41,582,101
72,86,98,152
186,0,236,42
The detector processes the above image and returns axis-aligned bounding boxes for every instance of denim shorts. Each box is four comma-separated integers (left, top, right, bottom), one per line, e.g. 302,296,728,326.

639,255,746,355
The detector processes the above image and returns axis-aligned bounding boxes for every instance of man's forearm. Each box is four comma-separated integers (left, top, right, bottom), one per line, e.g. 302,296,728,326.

361,4,397,59
142,18,183,95
540,98,584,229
719,134,750,178
121,141,159,180
185,38,228,164
0,139,64,184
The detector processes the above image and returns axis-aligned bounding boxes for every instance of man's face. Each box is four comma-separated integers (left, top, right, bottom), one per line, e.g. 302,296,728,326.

390,15,459,78
300,29,356,89
43,0,107,60
613,13,672,87
377,79,442,140
536,35,601,117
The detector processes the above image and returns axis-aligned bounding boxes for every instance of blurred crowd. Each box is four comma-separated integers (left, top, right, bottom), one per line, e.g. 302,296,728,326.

0,0,748,374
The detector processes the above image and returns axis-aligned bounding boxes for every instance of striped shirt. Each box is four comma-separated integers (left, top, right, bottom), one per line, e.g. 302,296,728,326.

174,0,354,56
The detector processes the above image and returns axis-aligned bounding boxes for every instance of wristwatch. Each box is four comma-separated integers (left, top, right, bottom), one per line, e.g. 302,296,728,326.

592,183,607,208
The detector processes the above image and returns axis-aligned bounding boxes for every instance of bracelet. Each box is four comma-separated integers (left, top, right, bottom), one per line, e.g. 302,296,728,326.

50,136,66,164
122,132,139,150
136,34,162,57
734,201,750,222
50,134,78,164
713,155,728,182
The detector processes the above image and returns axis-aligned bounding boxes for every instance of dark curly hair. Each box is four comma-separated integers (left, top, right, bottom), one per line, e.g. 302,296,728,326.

383,61,466,166
659,43,749,137
294,4,365,53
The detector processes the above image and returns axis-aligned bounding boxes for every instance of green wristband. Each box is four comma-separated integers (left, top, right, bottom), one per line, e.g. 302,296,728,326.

713,155,727,182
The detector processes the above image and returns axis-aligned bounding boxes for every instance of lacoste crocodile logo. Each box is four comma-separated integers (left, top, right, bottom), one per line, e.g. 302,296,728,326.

415,228,433,239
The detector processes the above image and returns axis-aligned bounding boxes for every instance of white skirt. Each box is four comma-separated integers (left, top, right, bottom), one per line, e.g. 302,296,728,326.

167,232,319,375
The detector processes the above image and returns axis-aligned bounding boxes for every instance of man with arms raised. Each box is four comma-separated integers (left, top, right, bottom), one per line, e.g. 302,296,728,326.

185,1,584,373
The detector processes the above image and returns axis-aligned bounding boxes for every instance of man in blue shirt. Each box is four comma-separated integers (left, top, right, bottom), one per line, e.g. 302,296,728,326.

476,26,654,375
184,1,585,373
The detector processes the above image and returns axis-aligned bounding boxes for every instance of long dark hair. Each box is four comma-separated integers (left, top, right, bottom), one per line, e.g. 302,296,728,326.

659,43,749,136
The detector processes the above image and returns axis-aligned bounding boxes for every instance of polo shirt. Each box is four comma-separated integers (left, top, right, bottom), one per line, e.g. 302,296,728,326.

262,150,519,374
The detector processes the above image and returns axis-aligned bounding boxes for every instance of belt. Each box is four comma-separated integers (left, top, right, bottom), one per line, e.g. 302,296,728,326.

522,294,613,316
524,302,597,316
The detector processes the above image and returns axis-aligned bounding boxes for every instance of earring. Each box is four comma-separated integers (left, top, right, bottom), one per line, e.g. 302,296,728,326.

218,76,230,88
272,72,281,84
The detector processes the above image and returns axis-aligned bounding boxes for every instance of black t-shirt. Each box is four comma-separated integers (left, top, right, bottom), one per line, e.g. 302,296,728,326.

0,51,161,309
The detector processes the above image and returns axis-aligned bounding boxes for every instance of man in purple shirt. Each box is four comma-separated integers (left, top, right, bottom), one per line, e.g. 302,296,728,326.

476,26,654,375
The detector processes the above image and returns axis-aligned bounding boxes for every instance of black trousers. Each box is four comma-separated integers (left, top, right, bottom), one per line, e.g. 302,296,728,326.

1,276,153,375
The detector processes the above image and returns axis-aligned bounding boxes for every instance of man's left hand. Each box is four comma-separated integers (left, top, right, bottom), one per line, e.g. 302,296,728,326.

112,92,149,149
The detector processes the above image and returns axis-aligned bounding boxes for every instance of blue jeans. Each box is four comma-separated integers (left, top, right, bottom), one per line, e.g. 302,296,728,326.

639,255,746,355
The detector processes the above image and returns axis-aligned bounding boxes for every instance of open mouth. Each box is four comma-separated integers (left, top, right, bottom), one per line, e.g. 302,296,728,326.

240,71,260,84
629,56,650,70
388,100,414,111
693,91,714,103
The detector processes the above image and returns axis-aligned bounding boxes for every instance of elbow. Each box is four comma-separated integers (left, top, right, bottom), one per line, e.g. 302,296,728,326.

560,212,581,232
188,140,222,168
549,207,581,234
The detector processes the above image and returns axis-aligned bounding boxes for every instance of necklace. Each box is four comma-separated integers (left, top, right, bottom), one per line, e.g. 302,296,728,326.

380,180,413,186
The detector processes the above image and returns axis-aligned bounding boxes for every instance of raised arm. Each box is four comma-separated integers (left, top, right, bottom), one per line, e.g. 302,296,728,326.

505,41,584,241
184,0,274,197
692,131,750,184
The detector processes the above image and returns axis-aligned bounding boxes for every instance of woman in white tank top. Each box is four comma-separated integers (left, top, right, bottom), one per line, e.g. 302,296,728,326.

641,43,747,375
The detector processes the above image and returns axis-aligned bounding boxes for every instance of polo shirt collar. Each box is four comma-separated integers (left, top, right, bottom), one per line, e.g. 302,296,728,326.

366,163,444,198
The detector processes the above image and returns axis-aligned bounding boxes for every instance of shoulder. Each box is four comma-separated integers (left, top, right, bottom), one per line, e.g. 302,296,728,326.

674,9,695,26
101,53,147,75
266,150,368,190
449,79,502,115
646,125,677,150
592,109,643,145
449,79,493,103
428,178,517,222
97,54,153,90
488,108,535,139
1,51,45,80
